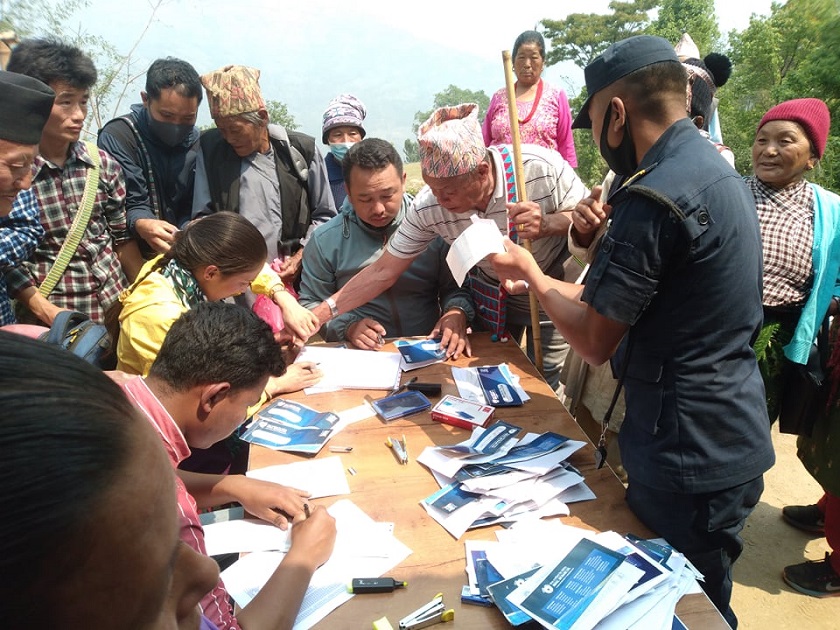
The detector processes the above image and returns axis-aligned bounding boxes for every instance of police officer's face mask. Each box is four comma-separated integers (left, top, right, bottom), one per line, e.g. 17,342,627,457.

599,102,638,176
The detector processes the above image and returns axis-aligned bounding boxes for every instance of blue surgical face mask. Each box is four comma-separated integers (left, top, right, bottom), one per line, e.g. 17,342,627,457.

329,142,355,162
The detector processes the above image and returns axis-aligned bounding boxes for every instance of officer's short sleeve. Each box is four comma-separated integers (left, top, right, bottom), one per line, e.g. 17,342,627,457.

581,196,673,326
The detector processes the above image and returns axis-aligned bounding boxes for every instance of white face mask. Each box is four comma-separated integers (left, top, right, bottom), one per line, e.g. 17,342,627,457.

329,142,355,162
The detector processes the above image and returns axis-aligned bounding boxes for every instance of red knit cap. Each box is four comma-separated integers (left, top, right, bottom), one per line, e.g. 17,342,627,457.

758,98,831,158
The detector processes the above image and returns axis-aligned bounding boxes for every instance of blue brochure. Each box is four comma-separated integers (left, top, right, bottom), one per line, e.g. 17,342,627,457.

486,567,542,626
240,398,339,454
477,365,524,406
394,338,446,371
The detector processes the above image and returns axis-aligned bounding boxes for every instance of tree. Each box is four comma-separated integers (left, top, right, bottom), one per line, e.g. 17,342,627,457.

2,0,164,133
403,84,491,163
650,0,720,53
541,0,658,68
266,99,297,130
718,0,840,188
403,139,420,163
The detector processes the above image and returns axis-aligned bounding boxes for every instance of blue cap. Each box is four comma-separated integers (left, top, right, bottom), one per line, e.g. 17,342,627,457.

572,35,680,129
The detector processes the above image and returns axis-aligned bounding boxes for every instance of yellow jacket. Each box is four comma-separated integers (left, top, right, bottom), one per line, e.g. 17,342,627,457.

116,257,282,376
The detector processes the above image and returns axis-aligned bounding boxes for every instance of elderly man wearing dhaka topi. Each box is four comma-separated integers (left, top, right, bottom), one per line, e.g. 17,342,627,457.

310,103,586,391
193,64,335,297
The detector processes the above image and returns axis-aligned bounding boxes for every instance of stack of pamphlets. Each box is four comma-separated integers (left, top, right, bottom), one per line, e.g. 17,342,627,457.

451,364,530,407
240,398,339,454
416,422,593,538
463,520,704,630
394,338,447,371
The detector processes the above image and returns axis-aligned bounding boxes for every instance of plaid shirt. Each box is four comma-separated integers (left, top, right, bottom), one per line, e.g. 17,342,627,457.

0,189,44,325
747,175,815,307
7,141,130,321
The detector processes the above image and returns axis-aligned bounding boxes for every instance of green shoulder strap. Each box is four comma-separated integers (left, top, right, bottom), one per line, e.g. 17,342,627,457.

39,140,101,297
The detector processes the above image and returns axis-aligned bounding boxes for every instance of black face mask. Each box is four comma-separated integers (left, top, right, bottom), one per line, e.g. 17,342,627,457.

599,102,638,176
144,108,193,148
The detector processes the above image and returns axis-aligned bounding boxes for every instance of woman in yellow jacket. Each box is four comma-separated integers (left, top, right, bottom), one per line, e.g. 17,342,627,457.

116,211,322,395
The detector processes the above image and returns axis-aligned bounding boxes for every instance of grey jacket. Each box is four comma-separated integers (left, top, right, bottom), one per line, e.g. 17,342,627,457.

299,194,474,342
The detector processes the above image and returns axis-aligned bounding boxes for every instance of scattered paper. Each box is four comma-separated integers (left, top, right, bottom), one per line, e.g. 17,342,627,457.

204,518,290,556
221,499,412,630
247,456,351,498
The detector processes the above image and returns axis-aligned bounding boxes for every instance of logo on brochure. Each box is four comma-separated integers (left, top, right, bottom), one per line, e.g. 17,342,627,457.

497,383,514,403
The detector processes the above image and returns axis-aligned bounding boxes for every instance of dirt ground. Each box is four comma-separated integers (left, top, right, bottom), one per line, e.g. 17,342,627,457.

732,427,840,629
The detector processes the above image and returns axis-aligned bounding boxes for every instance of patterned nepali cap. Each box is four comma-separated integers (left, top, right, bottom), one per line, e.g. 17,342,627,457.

322,94,367,143
418,103,485,178
200,65,266,119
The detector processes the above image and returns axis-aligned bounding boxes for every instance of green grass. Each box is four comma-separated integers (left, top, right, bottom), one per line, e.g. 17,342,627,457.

404,162,424,196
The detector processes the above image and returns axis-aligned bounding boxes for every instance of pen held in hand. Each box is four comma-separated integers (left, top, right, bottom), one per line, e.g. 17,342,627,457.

303,503,310,519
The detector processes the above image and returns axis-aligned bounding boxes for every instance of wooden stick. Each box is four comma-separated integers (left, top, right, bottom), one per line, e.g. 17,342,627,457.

502,49,543,373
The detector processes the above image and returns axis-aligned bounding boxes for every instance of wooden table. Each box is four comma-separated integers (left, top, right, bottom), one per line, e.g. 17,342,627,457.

249,333,728,629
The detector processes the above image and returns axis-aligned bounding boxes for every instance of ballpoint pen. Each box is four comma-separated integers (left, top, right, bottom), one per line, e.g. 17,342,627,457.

391,376,418,396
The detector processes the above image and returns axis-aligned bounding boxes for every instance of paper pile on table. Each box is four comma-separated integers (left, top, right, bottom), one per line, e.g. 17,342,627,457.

220,499,412,630
463,519,704,630
417,421,593,538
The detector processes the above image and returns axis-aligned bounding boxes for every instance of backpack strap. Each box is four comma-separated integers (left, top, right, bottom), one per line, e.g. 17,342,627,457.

39,141,101,298
112,115,162,219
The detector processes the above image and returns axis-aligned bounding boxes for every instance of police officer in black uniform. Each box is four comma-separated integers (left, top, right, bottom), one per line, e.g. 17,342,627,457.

490,36,774,628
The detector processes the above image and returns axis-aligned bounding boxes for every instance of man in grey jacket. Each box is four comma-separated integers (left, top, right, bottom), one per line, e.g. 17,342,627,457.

299,138,474,350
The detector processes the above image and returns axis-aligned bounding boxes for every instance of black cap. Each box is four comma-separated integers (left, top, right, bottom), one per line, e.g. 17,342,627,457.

572,35,680,129
0,70,55,145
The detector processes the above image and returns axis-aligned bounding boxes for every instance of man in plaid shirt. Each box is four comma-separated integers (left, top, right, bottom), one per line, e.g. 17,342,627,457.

6,39,142,324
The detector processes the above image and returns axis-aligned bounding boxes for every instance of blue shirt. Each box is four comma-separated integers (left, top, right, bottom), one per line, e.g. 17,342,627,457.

582,118,774,494
0,189,44,325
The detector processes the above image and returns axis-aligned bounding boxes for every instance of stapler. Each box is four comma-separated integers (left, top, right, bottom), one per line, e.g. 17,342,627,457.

398,593,454,630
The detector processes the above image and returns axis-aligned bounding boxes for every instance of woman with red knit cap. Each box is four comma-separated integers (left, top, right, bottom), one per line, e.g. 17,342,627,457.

747,97,840,597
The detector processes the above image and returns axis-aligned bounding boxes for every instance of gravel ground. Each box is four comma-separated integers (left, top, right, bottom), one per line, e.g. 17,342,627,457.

733,428,840,629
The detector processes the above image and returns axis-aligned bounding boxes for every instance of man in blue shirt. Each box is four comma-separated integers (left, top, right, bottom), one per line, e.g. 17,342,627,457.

0,70,53,324
490,36,774,628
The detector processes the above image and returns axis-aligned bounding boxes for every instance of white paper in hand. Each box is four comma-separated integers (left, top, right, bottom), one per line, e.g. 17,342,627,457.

446,215,506,286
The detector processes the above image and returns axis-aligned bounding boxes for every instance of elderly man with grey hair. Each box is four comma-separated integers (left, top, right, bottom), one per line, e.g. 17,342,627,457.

0,70,54,326
192,65,335,293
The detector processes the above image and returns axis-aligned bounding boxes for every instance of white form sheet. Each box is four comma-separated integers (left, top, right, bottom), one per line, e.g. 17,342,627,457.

220,499,412,630
445,214,506,286
246,456,351,498
204,518,290,556
294,345,402,393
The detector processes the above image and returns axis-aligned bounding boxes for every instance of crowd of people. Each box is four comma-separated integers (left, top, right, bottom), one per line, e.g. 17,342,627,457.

1,25,838,630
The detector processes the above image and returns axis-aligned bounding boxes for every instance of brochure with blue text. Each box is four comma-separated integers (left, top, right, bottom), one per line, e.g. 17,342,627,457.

394,338,446,371
240,398,339,454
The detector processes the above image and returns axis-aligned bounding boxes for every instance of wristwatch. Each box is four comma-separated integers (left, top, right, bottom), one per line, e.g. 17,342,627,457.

325,296,339,319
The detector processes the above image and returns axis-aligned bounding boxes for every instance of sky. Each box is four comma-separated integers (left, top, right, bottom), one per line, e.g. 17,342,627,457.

49,0,779,151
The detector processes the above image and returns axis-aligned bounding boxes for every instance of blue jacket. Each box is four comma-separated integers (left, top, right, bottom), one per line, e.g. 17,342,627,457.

584,118,774,494
785,184,840,363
